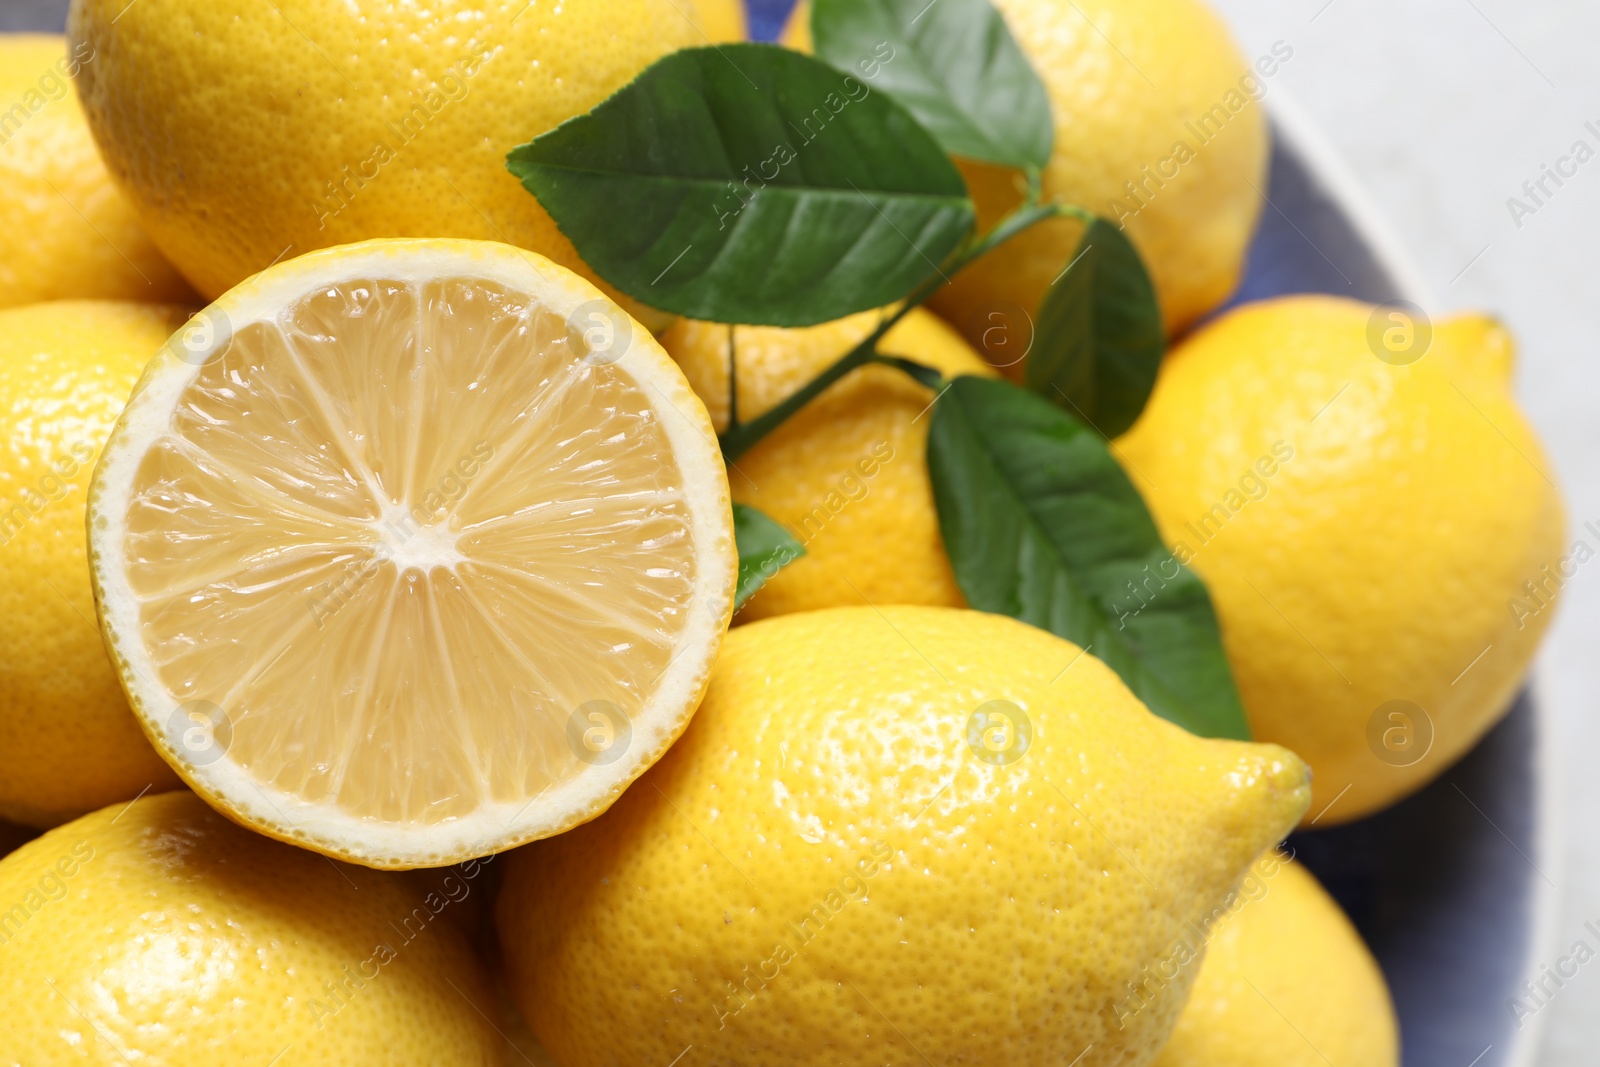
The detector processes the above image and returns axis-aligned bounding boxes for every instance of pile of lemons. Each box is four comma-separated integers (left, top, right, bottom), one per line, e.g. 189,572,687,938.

0,1,1560,1065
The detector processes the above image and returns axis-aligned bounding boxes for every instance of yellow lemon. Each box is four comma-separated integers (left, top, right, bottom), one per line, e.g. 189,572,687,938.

0,300,187,828
498,991,561,1067
662,309,993,618
1116,296,1564,823
87,239,735,869
1152,853,1398,1066
694,0,748,41
68,0,708,325
498,606,1311,1066
0,35,192,307
783,0,1267,347
0,791,503,1064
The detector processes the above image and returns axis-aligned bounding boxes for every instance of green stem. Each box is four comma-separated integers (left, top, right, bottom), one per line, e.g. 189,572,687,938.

867,354,944,390
719,270,956,461
717,198,1068,463
1052,202,1094,225
719,327,883,462
961,199,1059,270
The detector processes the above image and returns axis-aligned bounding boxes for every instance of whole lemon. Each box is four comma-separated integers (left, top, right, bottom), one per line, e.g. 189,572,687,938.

1116,296,1564,823
1152,852,1398,1066
0,301,188,827
498,606,1311,1067
0,35,192,307
662,309,993,618
67,0,704,319
0,791,503,1065
783,0,1267,346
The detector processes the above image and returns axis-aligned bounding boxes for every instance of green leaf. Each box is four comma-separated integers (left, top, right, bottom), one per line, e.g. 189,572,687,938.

1026,216,1164,439
927,376,1248,740
507,44,975,326
812,0,1052,170
734,503,805,611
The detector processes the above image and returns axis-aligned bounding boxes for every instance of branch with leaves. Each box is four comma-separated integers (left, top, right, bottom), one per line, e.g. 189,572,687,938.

506,0,1248,741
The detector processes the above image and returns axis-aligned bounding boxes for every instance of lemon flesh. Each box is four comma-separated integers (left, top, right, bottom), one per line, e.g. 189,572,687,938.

89,239,735,868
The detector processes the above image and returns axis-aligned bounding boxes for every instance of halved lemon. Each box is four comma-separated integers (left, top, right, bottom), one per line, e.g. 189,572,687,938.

88,239,735,868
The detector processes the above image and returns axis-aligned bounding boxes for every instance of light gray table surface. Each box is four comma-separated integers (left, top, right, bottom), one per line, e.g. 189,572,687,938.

1205,2,1599,1063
